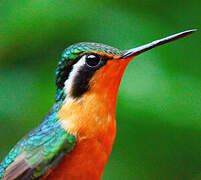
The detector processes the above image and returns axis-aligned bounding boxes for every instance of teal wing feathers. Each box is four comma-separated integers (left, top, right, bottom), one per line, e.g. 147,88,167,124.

0,103,76,180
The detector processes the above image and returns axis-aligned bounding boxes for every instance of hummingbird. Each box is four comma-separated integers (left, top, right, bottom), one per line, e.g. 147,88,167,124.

0,29,196,180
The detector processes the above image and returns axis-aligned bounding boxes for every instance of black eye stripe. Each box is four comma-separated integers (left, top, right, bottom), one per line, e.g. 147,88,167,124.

71,54,108,98
56,52,110,100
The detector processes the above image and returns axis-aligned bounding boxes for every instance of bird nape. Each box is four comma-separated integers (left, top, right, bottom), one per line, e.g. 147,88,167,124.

0,29,196,180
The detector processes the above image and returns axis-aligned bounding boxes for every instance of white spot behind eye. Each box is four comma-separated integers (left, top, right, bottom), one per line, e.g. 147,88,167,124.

64,55,86,98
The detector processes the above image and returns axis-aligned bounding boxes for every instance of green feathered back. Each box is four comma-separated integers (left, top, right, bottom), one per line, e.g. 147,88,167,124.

0,103,76,179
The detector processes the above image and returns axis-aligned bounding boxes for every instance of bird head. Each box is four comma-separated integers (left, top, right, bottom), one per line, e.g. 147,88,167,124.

55,30,196,104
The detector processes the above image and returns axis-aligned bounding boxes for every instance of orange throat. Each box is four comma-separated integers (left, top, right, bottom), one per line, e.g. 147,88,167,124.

53,58,130,179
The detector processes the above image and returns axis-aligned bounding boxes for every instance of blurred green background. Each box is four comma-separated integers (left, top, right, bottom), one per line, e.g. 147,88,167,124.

0,0,200,179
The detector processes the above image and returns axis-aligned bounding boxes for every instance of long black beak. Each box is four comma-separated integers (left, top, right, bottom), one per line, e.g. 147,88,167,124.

122,29,197,59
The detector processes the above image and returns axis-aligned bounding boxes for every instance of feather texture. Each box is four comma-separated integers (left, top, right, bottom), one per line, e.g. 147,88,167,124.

0,103,76,180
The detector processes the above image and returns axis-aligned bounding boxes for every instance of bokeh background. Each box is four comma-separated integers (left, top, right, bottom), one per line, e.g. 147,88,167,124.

0,1,200,179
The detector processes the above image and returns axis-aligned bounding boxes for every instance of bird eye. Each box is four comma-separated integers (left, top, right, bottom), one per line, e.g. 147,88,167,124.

85,54,101,67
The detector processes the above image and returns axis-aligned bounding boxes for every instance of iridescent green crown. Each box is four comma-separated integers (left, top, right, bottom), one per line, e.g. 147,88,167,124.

61,42,124,64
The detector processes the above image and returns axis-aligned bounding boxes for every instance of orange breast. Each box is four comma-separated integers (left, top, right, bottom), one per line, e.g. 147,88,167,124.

44,110,116,180
45,137,114,180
